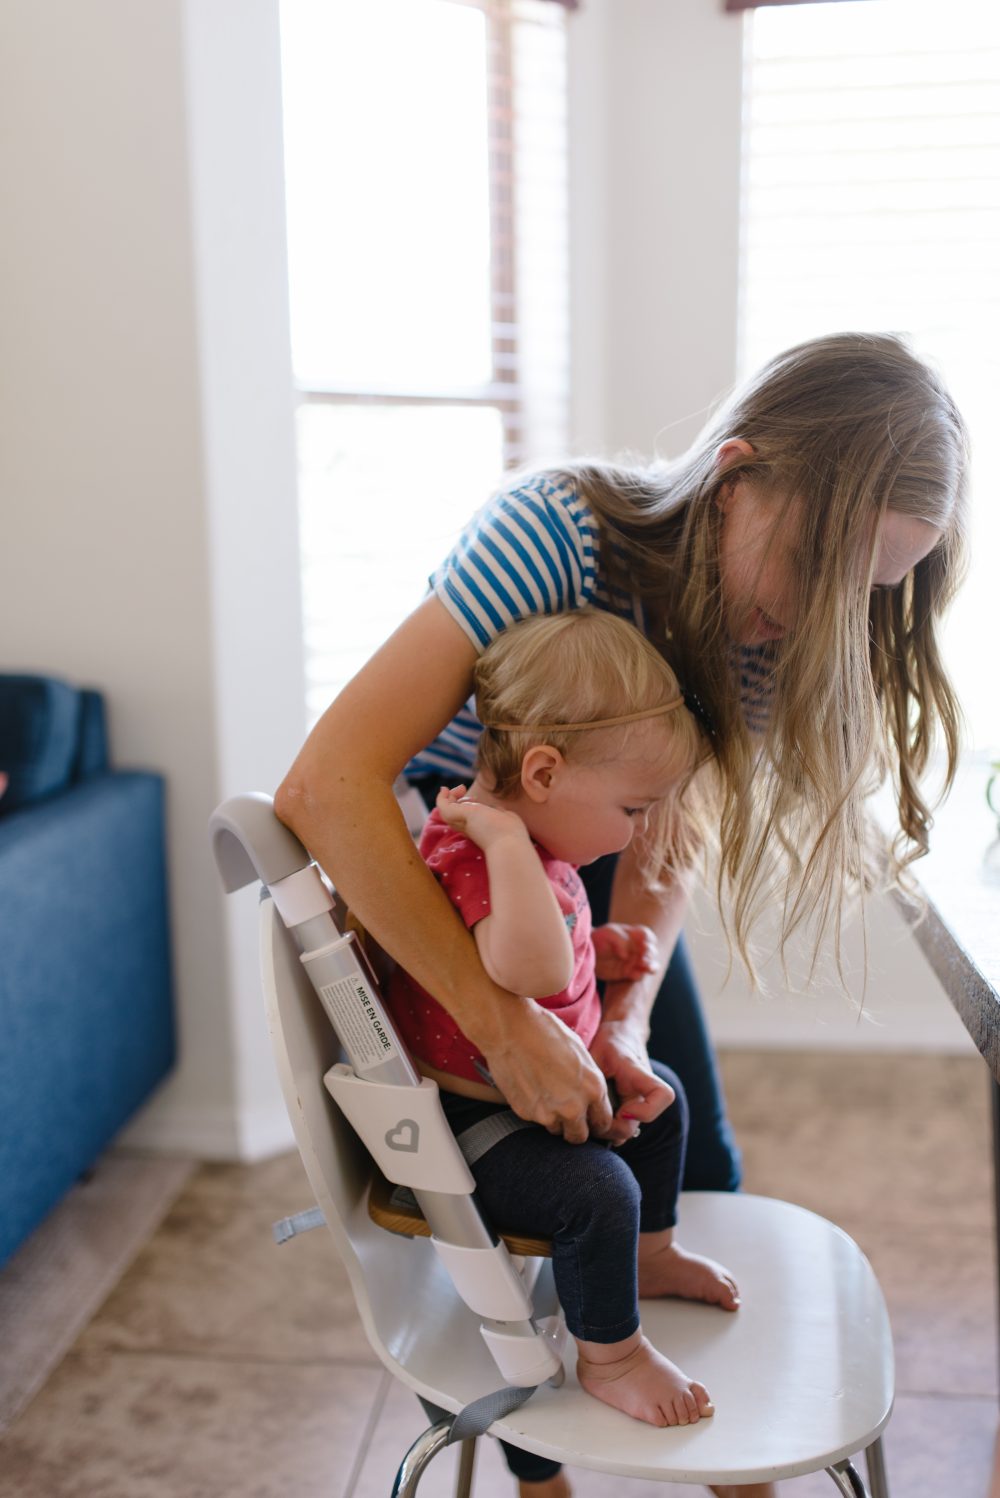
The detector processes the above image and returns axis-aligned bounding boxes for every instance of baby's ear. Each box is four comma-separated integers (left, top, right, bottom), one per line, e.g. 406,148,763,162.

521,744,563,802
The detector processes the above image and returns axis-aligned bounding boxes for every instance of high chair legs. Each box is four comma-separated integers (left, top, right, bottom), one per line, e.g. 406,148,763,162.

823,1433,888,1498
391,1420,477,1498
455,1437,477,1498
391,1418,454,1497
391,1426,886,1498
402,1400,480,1496
825,1458,871,1496
865,1435,890,1498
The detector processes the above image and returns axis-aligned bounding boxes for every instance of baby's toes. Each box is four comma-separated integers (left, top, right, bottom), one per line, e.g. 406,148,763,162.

668,1394,691,1426
681,1388,701,1424
691,1381,715,1416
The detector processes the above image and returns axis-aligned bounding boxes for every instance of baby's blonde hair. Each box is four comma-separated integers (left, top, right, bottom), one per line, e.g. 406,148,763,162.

473,608,708,879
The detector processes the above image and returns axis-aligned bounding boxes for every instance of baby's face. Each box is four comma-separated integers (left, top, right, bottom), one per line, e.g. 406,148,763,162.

531,726,691,866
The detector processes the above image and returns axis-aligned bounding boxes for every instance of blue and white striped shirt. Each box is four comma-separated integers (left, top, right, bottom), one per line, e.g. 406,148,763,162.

406,471,772,782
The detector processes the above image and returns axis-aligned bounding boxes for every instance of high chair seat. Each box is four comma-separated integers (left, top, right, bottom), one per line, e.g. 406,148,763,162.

367,1170,554,1259
260,890,893,1496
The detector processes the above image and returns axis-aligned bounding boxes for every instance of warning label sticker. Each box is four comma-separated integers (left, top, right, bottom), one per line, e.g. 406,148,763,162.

318,975,401,1071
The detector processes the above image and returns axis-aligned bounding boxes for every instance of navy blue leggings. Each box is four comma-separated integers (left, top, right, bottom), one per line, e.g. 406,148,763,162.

440,1058,687,1343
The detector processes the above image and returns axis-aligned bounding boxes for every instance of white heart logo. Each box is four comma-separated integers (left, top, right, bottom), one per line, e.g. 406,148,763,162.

386,1118,420,1153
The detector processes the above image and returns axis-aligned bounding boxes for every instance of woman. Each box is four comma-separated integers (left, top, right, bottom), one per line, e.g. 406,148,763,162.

276,332,968,1498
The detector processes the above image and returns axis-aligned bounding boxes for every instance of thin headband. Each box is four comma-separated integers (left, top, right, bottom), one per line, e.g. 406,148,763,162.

481,697,686,734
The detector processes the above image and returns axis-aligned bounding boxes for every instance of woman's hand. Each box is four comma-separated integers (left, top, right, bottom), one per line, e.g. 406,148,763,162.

589,1012,675,1146
480,999,615,1144
592,922,659,983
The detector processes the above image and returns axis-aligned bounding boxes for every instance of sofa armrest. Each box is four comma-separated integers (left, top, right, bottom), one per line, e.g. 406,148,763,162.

0,772,175,1264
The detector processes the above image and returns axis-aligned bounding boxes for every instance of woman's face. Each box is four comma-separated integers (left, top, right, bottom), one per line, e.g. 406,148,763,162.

716,456,942,648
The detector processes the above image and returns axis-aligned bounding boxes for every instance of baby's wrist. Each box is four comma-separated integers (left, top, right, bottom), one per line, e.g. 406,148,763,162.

480,818,532,854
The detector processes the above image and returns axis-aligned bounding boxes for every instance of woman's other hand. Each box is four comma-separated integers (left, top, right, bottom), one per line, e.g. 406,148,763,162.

589,1015,675,1145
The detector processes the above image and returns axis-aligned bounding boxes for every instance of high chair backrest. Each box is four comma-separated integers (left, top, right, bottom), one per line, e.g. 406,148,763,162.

210,793,563,1400
260,891,447,1361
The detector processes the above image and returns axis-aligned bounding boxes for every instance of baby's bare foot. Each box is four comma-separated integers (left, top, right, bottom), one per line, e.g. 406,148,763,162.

576,1332,715,1428
638,1236,740,1311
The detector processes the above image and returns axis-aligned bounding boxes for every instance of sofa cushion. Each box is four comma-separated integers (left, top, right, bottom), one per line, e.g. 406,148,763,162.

0,676,82,812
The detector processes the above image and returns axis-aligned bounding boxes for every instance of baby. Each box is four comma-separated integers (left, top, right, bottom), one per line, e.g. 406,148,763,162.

388,608,739,1428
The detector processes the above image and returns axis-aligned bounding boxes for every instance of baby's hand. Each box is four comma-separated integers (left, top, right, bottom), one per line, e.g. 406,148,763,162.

435,785,529,851
592,923,660,982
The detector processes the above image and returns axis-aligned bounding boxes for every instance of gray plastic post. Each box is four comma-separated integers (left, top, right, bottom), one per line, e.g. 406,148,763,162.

209,793,310,892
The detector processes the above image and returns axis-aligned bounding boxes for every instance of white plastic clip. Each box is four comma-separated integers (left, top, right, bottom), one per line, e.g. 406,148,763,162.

324,1065,476,1194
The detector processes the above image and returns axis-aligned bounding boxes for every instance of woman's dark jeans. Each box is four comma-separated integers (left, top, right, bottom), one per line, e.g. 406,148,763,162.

580,852,742,1195
408,783,741,1482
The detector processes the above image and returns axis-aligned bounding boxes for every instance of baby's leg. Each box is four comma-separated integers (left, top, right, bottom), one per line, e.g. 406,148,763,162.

446,1105,715,1428
616,1062,740,1311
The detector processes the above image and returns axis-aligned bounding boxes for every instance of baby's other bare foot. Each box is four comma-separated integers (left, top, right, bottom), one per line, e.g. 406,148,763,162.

576,1332,714,1428
637,1235,740,1311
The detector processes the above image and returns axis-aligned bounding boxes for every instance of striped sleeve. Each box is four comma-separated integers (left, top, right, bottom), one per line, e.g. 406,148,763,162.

430,474,600,651
737,643,778,736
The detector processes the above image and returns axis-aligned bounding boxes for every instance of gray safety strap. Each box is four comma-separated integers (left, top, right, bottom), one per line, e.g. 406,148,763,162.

455,1109,534,1166
272,1206,325,1244
445,1382,539,1443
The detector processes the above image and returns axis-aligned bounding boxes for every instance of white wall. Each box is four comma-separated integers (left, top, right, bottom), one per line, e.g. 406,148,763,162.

569,0,743,462
0,0,307,1158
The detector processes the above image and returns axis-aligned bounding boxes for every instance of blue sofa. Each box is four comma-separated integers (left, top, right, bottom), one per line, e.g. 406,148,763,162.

0,676,176,1266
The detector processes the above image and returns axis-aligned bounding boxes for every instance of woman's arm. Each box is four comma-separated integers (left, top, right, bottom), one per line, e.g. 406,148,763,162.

275,595,613,1141
434,789,574,998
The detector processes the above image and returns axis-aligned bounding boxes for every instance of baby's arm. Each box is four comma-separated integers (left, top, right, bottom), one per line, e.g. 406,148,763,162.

436,788,574,999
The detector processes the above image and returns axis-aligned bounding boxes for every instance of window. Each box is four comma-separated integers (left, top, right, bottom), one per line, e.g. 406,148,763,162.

280,0,570,724
739,0,1000,750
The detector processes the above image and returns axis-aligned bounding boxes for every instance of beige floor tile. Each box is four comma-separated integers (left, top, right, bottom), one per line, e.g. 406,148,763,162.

179,1151,317,1208
830,1219,998,1400
719,1052,993,1232
0,1350,382,1498
877,1392,999,1498
0,1153,194,1434
77,1163,376,1367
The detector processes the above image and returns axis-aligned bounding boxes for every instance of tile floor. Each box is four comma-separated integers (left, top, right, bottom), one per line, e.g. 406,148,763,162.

1,1051,997,1498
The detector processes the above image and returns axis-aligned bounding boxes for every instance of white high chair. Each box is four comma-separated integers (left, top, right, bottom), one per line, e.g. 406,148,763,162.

209,794,893,1498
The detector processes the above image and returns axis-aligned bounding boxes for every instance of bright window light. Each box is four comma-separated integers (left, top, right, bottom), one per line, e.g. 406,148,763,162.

281,0,493,392
740,0,1000,751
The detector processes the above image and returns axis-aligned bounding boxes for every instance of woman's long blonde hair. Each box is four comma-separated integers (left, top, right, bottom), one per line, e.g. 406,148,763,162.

551,332,970,965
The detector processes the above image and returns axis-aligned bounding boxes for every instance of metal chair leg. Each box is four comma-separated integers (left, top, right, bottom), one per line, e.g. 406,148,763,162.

392,1419,453,1497
865,1435,890,1498
454,1436,477,1498
825,1459,871,1497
